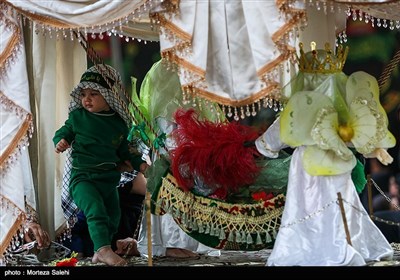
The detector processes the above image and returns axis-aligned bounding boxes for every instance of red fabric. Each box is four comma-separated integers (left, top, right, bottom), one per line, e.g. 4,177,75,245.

170,109,261,193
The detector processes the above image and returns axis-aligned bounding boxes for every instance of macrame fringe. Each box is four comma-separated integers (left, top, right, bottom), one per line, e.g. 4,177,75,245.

152,173,285,250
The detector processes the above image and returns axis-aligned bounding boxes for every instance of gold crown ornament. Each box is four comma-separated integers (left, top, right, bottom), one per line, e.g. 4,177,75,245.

297,42,349,74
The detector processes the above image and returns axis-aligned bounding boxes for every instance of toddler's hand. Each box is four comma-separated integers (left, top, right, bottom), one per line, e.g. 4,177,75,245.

140,162,149,174
55,139,70,153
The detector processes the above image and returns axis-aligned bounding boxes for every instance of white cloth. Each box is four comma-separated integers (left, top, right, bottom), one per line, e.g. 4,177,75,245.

137,213,218,257
0,9,35,257
351,1,400,21
256,119,393,266
7,0,158,41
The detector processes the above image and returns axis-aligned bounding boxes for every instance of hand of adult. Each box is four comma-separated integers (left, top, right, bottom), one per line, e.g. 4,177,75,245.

139,162,149,174
24,222,51,248
117,160,133,172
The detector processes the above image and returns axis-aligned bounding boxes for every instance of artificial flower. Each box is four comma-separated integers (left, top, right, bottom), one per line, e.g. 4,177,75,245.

280,71,396,176
251,191,274,202
50,252,79,267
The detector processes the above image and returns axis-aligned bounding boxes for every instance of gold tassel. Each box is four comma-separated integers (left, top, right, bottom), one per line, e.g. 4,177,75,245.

256,232,263,245
235,231,242,243
192,219,198,231
219,228,225,240
228,231,234,242
214,227,220,237
243,231,248,243
164,198,169,212
187,217,192,229
266,231,272,243
198,223,204,233
181,212,187,224
174,207,180,218
205,224,210,234
246,233,253,244
210,224,215,236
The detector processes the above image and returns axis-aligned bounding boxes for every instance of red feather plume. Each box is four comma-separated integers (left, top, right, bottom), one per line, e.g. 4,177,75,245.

170,108,261,193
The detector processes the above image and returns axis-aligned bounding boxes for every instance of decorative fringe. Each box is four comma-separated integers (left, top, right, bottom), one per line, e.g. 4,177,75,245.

266,231,272,243
152,173,285,250
256,233,263,245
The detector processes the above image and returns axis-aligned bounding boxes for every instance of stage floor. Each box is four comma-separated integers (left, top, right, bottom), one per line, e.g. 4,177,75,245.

77,244,400,267
5,243,399,267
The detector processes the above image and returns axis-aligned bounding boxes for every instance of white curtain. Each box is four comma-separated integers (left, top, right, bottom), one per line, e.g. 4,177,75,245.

0,7,36,258
28,33,86,240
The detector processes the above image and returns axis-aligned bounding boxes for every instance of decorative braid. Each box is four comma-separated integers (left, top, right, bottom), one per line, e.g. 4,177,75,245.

378,47,400,91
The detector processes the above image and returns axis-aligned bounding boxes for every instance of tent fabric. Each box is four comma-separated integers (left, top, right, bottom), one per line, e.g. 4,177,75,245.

0,8,36,257
1,0,399,263
350,1,400,21
6,0,160,41
155,0,307,120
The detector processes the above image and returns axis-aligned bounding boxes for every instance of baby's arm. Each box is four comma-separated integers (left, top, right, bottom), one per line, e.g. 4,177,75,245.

53,115,74,153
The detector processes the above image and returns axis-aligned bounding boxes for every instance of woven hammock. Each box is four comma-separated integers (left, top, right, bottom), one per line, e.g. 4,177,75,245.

151,173,285,251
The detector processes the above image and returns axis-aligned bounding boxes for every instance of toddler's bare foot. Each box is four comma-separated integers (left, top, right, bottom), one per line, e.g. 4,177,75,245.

92,246,127,266
166,248,199,258
115,238,140,256
180,248,199,257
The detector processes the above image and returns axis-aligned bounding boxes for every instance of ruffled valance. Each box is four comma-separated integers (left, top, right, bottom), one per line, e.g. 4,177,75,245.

4,0,162,41
154,0,307,120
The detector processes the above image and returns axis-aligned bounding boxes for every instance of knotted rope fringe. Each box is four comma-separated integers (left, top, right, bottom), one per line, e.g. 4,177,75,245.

152,174,285,250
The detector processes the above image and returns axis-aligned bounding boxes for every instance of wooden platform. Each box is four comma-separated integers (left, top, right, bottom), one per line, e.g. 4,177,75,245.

78,245,400,267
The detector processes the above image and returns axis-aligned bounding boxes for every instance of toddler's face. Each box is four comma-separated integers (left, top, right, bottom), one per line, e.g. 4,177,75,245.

80,89,110,113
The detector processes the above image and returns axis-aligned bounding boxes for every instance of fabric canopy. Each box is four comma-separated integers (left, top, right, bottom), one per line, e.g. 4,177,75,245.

6,0,161,41
155,0,307,120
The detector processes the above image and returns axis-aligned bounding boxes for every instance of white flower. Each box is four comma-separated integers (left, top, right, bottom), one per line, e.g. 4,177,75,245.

280,71,395,176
